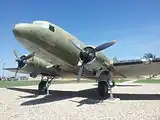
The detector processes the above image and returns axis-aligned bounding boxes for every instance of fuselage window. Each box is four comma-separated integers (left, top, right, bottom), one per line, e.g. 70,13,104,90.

49,25,55,32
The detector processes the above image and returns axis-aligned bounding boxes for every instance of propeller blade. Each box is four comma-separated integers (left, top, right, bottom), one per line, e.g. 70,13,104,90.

77,65,84,82
13,49,19,59
14,68,19,78
94,40,116,52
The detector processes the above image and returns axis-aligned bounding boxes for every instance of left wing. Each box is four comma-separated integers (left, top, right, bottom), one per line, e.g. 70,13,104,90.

112,58,160,78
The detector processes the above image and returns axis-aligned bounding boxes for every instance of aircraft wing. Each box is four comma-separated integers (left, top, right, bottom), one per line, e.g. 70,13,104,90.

4,67,31,74
112,58,160,78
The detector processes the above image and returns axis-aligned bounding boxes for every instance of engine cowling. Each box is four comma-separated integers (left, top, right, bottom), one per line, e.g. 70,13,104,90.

13,50,53,78
71,40,116,82
79,46,96,64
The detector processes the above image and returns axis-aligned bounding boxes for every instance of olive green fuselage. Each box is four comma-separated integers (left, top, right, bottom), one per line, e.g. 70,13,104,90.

13,21,111,77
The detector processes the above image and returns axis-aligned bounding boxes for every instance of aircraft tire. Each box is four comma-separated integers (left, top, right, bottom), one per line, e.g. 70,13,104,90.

98,81,108,97
38,81,47,94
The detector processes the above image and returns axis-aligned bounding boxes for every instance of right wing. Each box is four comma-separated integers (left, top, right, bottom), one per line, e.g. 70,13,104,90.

112,58,160,78
4,67,31,74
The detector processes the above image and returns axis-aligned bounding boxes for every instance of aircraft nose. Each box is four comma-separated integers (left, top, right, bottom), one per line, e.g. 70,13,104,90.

13,23,30,37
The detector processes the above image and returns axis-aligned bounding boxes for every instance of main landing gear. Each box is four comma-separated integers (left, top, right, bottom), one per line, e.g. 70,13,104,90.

97,75,115,99
38,76,54,95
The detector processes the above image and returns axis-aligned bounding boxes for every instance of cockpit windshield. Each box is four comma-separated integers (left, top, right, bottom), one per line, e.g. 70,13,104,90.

33,21,50,28
33,21,55,32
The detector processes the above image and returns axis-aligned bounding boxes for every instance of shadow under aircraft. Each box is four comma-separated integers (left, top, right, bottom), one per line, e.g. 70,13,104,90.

7,87,160,107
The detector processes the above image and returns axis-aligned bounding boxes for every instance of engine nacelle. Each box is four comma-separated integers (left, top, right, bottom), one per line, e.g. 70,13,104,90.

84,58,105,71
18,55,53,77
78,45,109,72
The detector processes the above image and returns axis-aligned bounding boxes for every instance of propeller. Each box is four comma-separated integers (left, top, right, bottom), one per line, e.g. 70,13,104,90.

13,49,35,78
77,65,83,82
94,40,116,52
72,40,116,82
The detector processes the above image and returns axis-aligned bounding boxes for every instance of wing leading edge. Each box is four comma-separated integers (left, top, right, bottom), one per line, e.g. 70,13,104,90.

113,58,160,78
4,68,31,74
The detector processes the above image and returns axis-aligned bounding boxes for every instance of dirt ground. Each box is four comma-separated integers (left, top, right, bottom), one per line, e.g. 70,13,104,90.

0,83,160,120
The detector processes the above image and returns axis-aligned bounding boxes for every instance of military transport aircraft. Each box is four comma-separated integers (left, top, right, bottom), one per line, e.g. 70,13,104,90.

4,20,160,98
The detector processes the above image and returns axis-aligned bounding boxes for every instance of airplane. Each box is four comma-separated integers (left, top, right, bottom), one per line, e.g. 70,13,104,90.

4,20,160,98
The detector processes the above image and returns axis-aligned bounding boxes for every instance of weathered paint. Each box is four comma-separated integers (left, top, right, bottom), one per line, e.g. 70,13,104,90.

12,21,112,78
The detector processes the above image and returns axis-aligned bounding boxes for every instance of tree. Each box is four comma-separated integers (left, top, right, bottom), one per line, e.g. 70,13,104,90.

113,56,118,62
143,53,156,59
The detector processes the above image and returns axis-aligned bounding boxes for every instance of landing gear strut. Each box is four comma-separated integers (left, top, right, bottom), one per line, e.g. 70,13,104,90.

38,76,54,95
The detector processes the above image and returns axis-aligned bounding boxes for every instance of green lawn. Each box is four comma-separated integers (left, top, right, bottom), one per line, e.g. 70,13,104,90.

114,79,128,83
0,80,96,88
0,80,40,88
0,79,128,88
135,79,160,83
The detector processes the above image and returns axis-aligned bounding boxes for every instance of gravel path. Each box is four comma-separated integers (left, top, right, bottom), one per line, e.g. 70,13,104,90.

0,83,160,120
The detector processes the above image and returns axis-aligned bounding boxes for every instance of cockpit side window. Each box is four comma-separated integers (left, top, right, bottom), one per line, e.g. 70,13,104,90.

49,24,55,32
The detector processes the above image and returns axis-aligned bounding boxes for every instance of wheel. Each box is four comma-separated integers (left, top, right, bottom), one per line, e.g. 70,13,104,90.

38,81,47,94
98,81,109,97
30,73,37,78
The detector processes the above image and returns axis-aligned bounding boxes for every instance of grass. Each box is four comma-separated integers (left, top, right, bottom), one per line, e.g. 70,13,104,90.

0,80,40,88
135,79,160,83
0,79,128,88
0,80,95,88
114,79,128,83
